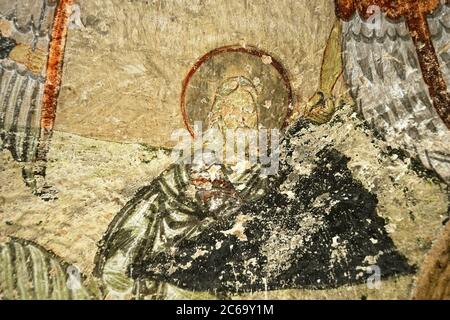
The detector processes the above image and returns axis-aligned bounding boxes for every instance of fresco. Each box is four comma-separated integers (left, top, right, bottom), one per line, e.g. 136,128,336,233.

0,0,449,300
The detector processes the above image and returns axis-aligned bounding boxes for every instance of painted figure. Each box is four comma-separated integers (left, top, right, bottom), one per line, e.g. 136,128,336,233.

94,46,412,299
94,51,279,299
1,0,447,301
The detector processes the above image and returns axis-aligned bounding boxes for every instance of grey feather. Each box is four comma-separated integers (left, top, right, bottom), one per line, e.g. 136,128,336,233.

0,60,44,162
342,3,450,183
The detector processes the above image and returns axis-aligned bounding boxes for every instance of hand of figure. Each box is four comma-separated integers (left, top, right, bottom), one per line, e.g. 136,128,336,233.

303,91,341,124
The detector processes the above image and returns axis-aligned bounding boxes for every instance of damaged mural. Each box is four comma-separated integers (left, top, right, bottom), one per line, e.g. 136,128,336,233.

0,0,449,300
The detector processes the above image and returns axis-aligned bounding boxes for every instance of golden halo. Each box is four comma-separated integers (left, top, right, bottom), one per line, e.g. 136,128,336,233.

180,45,294,137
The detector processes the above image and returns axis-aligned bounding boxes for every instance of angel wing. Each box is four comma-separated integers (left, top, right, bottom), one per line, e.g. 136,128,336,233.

0,0,58,162
0,1,72,199
342,2,450,183
428,3,450,97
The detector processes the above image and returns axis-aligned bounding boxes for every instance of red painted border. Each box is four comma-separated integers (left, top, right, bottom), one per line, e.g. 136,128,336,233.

36,0,73,162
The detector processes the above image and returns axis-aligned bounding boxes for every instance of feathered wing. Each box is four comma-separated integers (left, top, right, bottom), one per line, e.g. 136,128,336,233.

0,1,58,162
0,0,57,45
0,238,99,299
0,61,44,162
426,3,450,182
429,3,450,87
342,3,450,183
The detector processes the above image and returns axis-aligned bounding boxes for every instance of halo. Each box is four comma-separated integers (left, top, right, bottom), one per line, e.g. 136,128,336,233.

180,45,294,137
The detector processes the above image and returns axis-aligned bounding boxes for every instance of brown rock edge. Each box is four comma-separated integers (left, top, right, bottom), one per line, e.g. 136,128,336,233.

413,222,450,299
36,0,73,163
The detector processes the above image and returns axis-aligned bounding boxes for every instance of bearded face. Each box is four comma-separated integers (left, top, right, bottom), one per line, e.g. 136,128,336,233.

207,76,259,132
